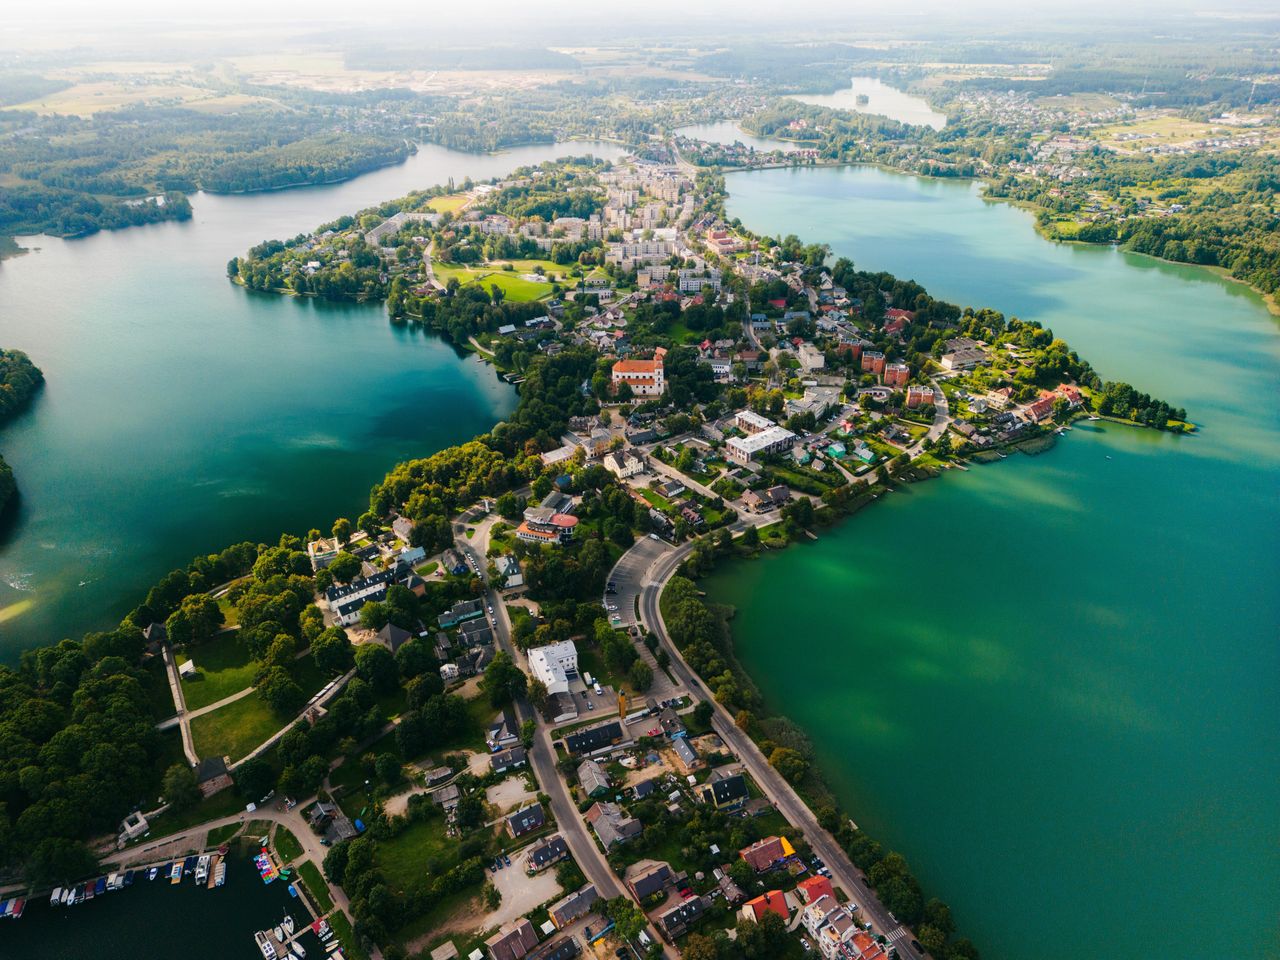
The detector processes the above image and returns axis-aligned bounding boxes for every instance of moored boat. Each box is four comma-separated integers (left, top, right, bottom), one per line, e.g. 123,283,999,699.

214,861,227,887
50,887,62,906
195,854,210,884
169,861,183,884
254,930,277,960
94,877,106,896
148,866,158,881
282,914,295,936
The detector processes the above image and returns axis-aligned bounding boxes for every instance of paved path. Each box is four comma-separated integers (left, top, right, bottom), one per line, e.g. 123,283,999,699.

631,533,927,960
231,667,357,771
160,642,200,766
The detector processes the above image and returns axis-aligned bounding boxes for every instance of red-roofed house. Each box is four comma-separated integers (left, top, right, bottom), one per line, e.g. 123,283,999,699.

797,875,835,904
740,889,789,923
739,835,792,872
1057,384,1083,407
768,298,787,309
885,308,916,322
1027,394,1056,422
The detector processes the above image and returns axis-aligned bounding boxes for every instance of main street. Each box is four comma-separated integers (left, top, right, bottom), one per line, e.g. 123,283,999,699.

451,511,678,959
633,535,926,959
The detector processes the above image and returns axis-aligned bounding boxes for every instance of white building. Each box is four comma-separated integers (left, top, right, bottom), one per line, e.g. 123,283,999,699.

726,425,796,464
677,268,721,294
611,357,665,397
735,409,775,433
529,640,579,695
604,449,646,479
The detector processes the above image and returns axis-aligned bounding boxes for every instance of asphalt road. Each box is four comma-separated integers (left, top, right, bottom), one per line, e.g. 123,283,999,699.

635,538,925,960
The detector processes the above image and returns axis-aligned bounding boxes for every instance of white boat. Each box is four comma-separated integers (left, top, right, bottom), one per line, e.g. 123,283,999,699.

214,862,227,887
274,924,285,942
107,873,123,891
148,867,158,881
282,915,295,936
61,888,73,905
195,855,210,884
255,930,277,960
293,943,307,958
49,888,62,906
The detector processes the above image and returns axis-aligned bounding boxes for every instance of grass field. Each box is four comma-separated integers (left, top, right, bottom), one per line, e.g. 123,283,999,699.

328,910,369,960
12,80,216,116
296,860,333,912
180,631,258,710
207,823,242,847
433,262,558,302
426,193,470,214
190,693,282,762
377,817,464,894
275,825,304,863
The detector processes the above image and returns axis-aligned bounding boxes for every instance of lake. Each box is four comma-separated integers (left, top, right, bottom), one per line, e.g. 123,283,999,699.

704,165,1280,960
790,76,948,129
0,140,626,658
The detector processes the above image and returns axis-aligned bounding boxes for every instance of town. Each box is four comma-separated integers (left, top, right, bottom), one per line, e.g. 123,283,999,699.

3,147,1169,960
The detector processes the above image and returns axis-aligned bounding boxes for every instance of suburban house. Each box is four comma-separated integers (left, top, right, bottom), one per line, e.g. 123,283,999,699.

484,918,540,960
437,598,485,629
564,721,624,757
548,884,598,928
526,835,569,872
672,736,702,775
489,745,527,775
487,708,521,751
497,554,524,588
585,801,642,849
796,875,835,905
441,548,468,575
626,859,673,900
577,759,611,798
505,804,546,839
702,768,749,811
603,448,646,479
741,889,789,923
611,356,666,397
739,835,794,872
658,896,707,941
536,939,581,960
741,485,791,513
529,640,579,695
459,617,494,648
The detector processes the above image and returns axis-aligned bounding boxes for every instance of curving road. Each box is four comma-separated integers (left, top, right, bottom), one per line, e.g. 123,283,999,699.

632,535,926,959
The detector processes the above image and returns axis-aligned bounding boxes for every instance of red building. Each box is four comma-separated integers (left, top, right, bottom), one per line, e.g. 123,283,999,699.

861,351,886,376
884,362,910,387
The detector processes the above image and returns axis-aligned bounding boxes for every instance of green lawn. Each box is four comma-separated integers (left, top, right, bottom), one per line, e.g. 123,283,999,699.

190,693,283,762
216,596,241,626
275,825,303,863
426,193,469,214
328,910,369,960
296,860,333,913
377,816,464,894
392,888,482,950
142,657,179,720
143,788,245,842
207,823,242,846
638,488,676,513
181,630,258,710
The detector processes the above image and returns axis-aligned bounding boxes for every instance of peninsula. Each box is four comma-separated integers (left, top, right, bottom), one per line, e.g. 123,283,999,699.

0,152,1184,960
0,348,44,514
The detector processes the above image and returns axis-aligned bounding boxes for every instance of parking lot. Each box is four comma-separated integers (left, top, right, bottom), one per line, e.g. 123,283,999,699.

605,535,671,628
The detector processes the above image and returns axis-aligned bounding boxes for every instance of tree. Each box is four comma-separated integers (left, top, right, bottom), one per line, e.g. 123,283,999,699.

527,677,549,712
375,754,402,785
327,552,361,583
258,666,305,714
484,651,527,706
312,626,355,673
355,644,399,694
332,518,352,545
236,756,276,802
165,593,224,647
358,599,390,632
741,523,760,548
693,699,715,727
681,934,718,960
162,763,200,810
454,792,485,831
628,659,653,691
768,746,809,784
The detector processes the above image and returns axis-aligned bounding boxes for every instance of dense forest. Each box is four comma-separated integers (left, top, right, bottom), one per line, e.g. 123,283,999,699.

0,101,413,240
0,349,44,513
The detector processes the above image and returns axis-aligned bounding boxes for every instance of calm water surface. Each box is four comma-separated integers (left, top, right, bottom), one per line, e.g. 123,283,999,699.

0,141,625,656
704,165,1280,960
790,76,948,129
1,852,305,959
